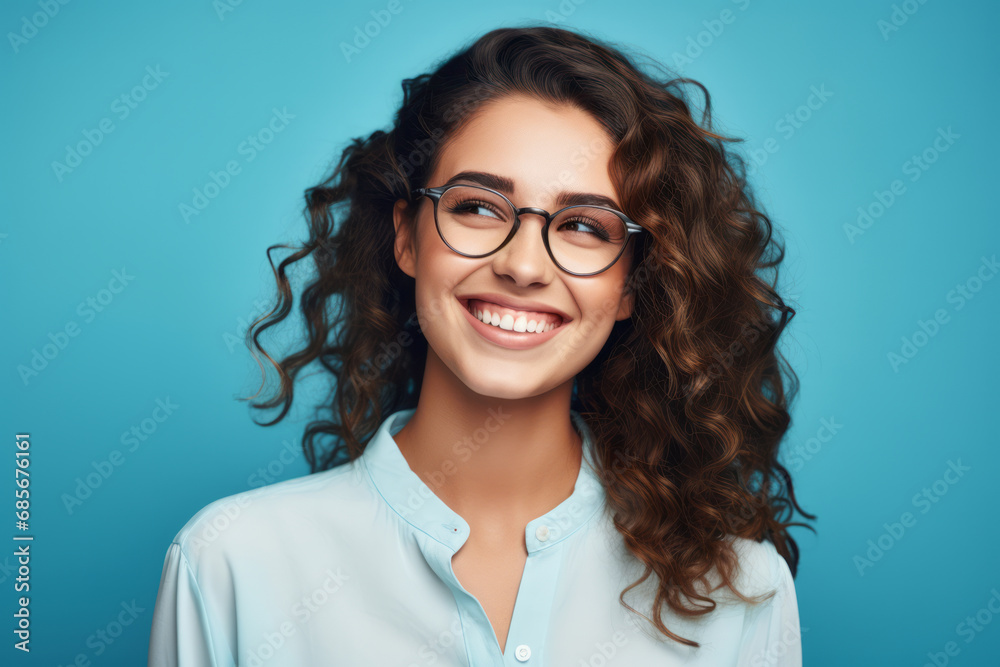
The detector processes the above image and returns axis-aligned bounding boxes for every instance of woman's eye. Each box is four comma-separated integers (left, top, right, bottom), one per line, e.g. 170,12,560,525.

455,202,502,219
561,219,610,240
472,205,501,219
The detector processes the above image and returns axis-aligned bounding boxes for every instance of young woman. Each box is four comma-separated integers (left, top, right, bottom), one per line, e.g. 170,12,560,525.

149,25,810,667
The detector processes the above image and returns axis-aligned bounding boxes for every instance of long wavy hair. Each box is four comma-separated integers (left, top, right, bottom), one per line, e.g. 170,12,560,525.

243,24,813,646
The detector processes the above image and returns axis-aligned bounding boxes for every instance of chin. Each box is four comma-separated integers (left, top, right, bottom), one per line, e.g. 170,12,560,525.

459,368,551,401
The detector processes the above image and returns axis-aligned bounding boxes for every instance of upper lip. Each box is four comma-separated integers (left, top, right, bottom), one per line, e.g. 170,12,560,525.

458,293,572,323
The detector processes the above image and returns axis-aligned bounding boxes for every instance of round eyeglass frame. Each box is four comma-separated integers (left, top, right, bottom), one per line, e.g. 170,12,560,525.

410,183,645,277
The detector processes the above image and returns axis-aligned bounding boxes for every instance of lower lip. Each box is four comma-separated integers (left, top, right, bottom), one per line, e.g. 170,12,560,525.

458,298,569,350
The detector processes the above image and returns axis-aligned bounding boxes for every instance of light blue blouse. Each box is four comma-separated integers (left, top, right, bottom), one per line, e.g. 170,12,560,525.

148,408,802,666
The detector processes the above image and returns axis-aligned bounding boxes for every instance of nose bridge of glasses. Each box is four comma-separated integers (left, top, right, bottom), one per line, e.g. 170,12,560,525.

497,205,553,268
515,205,553,222
507,206,552,249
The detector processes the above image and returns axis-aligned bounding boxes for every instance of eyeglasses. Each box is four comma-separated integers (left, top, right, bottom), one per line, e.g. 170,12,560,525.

410,183,644,276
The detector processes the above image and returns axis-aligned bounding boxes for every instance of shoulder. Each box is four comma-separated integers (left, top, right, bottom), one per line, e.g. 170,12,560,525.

150,464,370,655
726,538,802,664
166,461,365,573
727,536,795,603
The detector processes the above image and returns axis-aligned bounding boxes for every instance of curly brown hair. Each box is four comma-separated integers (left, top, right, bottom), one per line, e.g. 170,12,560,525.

242,24,813,647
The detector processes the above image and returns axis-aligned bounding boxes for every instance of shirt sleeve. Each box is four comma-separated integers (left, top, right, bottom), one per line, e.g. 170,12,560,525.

147,542,222,667
736,545,802,667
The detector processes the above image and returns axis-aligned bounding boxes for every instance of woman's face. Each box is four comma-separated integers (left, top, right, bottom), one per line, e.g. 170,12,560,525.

393,93,634,400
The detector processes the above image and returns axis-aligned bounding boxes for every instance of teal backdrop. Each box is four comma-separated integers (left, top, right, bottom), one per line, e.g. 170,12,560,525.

2,0,997,665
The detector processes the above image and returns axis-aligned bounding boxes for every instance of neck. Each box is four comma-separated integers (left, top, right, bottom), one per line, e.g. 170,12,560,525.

393,349,583,530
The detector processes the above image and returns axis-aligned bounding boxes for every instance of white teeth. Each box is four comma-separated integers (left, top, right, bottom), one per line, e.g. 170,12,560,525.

471,304,558,334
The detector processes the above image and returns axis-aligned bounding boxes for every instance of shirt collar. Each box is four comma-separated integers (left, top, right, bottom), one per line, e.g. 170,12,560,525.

360,407,607,554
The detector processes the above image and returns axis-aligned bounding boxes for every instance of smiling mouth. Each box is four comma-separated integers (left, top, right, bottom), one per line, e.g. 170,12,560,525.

460,298,567,334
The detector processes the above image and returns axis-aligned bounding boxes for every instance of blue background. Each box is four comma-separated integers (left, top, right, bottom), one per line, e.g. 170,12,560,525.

2,0,997,664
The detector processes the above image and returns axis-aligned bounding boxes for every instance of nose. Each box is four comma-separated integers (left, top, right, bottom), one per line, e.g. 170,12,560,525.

490,210,554,284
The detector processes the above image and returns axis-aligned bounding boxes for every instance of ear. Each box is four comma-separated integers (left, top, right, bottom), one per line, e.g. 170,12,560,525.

615,244,637,321
615,286,633,321
393,199,417,278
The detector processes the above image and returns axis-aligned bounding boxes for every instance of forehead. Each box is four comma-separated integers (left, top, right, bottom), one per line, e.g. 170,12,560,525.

429,94,618,205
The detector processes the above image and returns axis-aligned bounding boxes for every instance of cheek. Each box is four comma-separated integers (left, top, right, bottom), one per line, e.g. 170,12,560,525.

591,296,624,331
586,292,629,343
415,276,454,324
578,276,629,322
412,256,469,326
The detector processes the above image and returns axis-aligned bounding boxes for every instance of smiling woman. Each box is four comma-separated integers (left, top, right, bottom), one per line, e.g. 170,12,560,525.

148,24,811,667
390,95,640,397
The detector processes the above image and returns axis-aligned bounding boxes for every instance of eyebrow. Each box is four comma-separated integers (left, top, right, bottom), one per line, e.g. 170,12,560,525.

442,170,624,211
